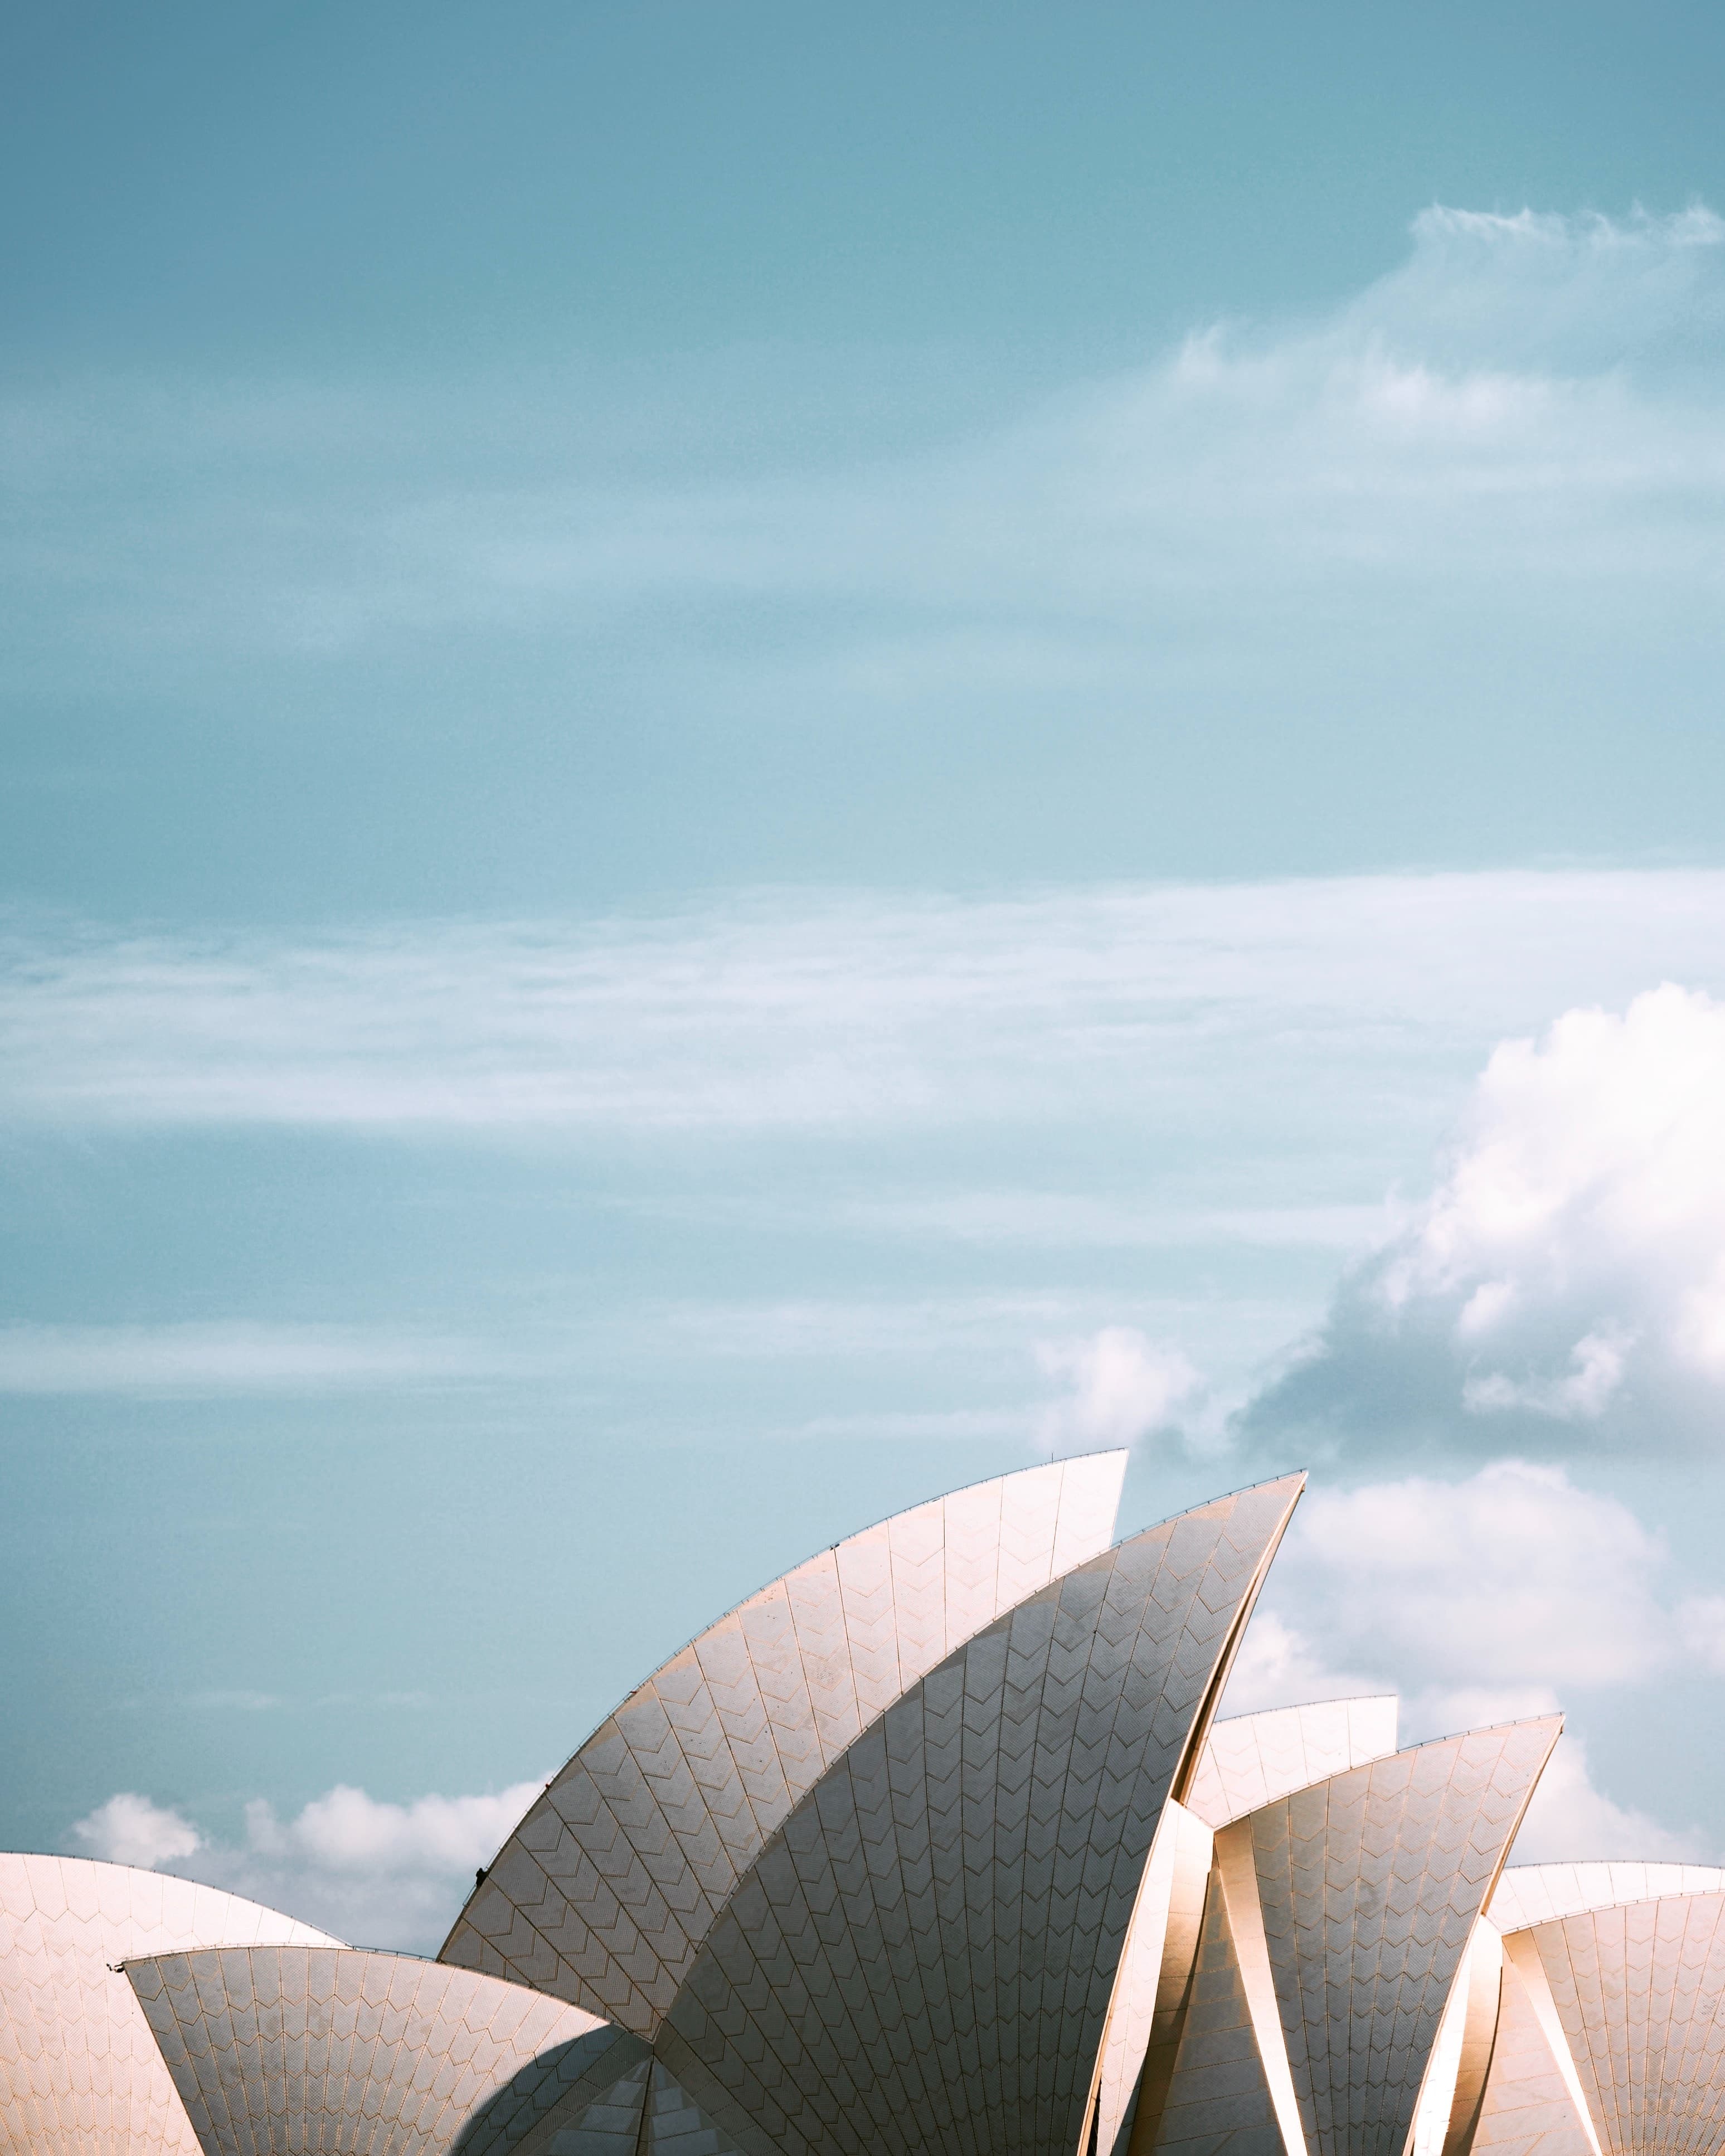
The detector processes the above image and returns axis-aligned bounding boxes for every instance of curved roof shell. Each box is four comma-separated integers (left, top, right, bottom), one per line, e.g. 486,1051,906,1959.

439,1451,1129,2033
1131,1717,1562,2156
1468,1933,1599,2156
1247,1718,1561,2156
1184,1698,1401,1831
0,1853,339,2156
647,1473,1305,2156
123,1945,626,2156
1488,1863,1725,1933
1476,1888,1725,2156
1093,1699,1402,2156
503,2052,747,2156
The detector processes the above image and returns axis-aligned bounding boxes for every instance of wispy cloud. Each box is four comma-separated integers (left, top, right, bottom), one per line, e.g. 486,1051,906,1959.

828,1193,1393,1252
2,873,1722,1136
4,206,1723,730
0,1321,493,1395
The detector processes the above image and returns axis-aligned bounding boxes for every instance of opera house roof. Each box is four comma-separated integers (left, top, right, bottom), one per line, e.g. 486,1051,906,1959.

0,1455,1712,2156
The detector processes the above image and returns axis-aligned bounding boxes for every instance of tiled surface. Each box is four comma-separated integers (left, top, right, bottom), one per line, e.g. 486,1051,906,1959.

1098,1695,1402,2156
1137,1853,1282,2156
1438,1920,1505,2156
1247,1719,1562,2156
648,1475,1305,2156
1526,1892,1725,2156
1094,1800,1215,2156
1469,1942,1597,2156
529,2055,653,2156
1185,1702,1400,1833
516,2057,745,2156
0,1853,339,2156
1212,1817,1308,2156
125,1946,619,2156
440,1453,1129,2033
1407,1917,1501,2156
1488,1867,1725,1935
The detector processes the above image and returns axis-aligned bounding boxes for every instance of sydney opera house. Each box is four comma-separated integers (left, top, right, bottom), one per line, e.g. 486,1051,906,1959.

3,1455,1722,2156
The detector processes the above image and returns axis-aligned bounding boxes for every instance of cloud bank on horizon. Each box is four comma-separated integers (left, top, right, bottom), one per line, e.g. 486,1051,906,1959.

65,1449,1724,1949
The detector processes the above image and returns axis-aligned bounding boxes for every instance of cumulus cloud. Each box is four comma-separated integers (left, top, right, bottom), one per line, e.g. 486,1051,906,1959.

71,1793,201,1869
236,1782,543,1875
70,1779,546,1953
1273,1461,1675,1688
1215,1611,1384,1718
1243,986,1725,1458
1220,1460,1717,1861
1035,1327,1201,1452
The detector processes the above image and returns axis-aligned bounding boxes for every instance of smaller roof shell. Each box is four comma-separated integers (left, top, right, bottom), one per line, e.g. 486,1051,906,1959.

0,1853,340,2156
1128,1717,1562,2156
1488,1862,1725,1933
1486,1890,1725,2156
124,1944,623,2156
1183,1696,1400,1830
1093,1699,1400,2155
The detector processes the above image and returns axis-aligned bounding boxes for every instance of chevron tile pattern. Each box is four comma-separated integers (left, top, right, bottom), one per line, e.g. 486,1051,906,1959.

514,2056,747,2156
1092,1798,1216,2156
439,1453,1128,2032
1091,1700,1400,2156
1185,1701,1400,1833
124,1946,619,2156
1528,1892,1725,2156
1247,1719,1562,2156
0,1854,339,2156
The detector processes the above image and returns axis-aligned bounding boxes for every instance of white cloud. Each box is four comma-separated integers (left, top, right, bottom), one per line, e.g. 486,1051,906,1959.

1677,1595,1725,1674
70,1779,547,1953
1035,1327,1200,1451
1349,205,1725,370
1461,1328,1635,1421
0,1321,491,1395
1490,1716,1708,1865
238,1782,541,1875
71,1793,201,1869
1269,1461,1674,1689
1219,1461,1718,1862
1248,985,1725,1455
1218,1611,1384,1718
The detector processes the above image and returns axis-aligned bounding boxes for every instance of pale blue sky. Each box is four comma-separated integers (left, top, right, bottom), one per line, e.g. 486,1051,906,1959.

6,1,1725,1945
